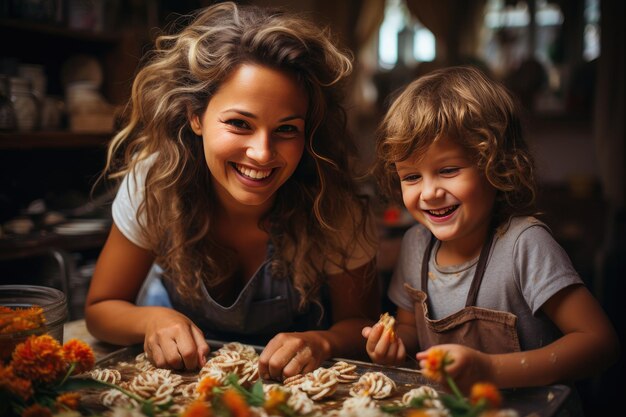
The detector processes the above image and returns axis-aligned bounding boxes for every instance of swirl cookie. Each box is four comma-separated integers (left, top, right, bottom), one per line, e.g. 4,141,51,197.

349,371,396,399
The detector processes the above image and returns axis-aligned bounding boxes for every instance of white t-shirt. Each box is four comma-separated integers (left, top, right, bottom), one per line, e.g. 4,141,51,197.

112,155,378,273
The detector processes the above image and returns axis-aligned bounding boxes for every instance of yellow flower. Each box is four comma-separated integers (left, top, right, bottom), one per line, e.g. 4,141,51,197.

263,387,288,413
11,334,67,383
55,392,81,411
181,400,214,417
0,363,33,400
196,375,221,400
62,339,95,375
221,388,251,417
470,382,502,409
421,348,450,382
21,403,53,417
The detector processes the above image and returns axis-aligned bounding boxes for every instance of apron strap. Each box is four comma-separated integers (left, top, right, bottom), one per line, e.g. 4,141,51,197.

465,230,495,307
420,229,495,308
420,234,437,290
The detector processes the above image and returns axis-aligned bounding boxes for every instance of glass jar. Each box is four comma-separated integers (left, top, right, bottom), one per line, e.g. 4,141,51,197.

18,64,47,102
9,76,39,131
0,285,69,361
0,74,17,131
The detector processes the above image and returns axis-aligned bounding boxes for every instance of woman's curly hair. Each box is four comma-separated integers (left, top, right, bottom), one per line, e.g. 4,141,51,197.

373,65,537,227
103,2,375,309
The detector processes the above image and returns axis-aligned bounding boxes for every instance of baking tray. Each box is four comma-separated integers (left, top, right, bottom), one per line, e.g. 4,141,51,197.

93,341,571,417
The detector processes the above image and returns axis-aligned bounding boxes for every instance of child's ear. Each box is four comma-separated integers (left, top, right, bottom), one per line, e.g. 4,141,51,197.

189,113,202,136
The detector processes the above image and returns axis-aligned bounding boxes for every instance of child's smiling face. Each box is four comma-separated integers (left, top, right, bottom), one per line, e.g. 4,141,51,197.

395,136,496,255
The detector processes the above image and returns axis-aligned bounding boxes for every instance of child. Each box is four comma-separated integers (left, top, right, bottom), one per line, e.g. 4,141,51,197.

85,2,380,380
363,66,619,394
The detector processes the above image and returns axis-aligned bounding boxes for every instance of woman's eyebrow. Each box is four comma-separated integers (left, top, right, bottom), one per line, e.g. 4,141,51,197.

279,115,305,122
222,108,255,118
222,109,305,122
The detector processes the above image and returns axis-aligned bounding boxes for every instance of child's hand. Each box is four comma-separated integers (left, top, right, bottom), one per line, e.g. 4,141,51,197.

417,344,493,393
143,309,210,370
362,319,406,366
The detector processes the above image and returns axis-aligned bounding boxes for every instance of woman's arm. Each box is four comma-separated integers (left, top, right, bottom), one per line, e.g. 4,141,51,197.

85,224,209,369
418,285,620,392
259,260,381,380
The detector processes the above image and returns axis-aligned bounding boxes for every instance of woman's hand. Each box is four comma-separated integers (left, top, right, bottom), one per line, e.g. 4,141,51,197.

417,344,493,393
258,331,331,381
362,322,406,365
143,309,210,371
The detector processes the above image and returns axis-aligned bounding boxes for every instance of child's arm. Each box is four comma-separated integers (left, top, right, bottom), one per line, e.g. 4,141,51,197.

417,285,620,392
85,224,210,370
362,306,419,365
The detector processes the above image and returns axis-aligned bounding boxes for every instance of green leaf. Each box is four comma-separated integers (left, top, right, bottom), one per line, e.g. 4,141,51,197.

380,403,408,413
440,394,473,417
141,399,156,417
251,380,265,400
225,373,264,406
57,376,113,391
59,376,145,405
277,403,301,417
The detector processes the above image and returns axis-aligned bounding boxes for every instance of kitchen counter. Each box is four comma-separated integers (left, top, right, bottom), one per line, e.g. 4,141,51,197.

64,318,122,360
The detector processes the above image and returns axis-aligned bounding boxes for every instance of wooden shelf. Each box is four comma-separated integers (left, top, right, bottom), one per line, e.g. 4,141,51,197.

0,132,113,149
0,18,121,43
0,230,108,262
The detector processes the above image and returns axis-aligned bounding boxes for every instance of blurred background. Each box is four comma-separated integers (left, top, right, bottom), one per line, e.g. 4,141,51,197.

0,0,623,414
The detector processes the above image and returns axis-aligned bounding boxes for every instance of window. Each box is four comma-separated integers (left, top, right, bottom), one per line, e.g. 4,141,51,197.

378,0,435,69
583,0,600,61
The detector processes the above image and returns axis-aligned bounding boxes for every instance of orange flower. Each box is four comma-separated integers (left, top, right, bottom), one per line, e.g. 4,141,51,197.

221,388,250,417
181,400,214,417
406,410,433,417
0,363,33,400
62,339,95,374
470,382,502,409
21,403,53,417
197,375,221,400
421,348,450,382
263,387,288,413
0,306,45,334
55,392,81,410
11,334,67,383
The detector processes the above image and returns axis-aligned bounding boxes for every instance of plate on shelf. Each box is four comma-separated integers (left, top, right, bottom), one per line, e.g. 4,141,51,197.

53,219,109,235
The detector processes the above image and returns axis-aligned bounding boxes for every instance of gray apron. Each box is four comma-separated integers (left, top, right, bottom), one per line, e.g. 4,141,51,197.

163,243,329,345
405,231,521,353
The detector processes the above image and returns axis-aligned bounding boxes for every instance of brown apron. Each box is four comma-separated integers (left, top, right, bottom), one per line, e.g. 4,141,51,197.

405,231,521,353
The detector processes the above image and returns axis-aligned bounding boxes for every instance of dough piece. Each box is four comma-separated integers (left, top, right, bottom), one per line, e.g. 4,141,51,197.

402,385,443,409
349,371,396,399
329,361,359,383
378,312,396,340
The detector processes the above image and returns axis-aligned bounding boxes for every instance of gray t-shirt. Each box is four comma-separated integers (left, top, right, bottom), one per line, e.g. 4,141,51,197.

387,216,583,351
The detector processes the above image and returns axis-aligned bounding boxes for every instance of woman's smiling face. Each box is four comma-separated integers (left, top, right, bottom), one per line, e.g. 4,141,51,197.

191,63,307,214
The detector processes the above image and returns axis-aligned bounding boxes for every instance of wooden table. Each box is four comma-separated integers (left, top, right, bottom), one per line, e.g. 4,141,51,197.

64,319,122,360
64,319,572,417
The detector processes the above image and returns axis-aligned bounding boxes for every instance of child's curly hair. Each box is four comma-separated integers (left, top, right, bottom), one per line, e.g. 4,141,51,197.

373,65,537,227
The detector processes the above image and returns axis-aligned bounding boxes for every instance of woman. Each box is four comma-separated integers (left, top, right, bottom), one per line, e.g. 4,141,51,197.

85,2,380,381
